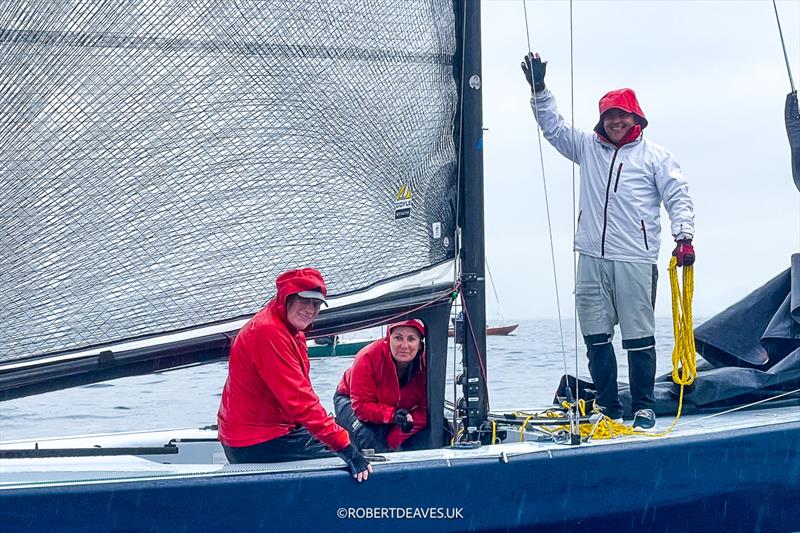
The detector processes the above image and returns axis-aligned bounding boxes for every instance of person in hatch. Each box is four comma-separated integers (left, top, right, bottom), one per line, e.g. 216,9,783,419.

334,319,429,452
217,267,372,482
521,53,695,429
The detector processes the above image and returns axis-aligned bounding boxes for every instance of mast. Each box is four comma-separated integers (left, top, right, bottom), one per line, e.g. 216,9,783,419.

456,0,489,441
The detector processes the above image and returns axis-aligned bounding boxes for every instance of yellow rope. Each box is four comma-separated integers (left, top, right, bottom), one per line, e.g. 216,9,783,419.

670,256,696,387
640,257,696,436
450,427,464,446
547,257,697,440
482,261,696,445
518,414,534,442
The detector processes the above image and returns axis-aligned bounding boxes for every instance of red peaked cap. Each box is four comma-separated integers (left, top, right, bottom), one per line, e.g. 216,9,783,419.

388,319,426,338
597,88,648,129
275,268,327,304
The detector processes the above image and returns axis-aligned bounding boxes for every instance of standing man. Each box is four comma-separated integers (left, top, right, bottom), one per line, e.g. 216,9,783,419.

217,267,372,481
522,53,695,429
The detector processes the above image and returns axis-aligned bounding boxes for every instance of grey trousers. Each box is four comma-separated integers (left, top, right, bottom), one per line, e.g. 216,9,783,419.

576,254,658,416
576,253,657,349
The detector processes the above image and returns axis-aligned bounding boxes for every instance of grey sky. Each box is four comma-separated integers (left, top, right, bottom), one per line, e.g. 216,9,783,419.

480,0,800,320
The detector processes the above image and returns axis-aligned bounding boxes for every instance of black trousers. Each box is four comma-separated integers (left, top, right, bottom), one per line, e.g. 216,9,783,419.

333,393,434,452
222,425,336,464
334,392,391,452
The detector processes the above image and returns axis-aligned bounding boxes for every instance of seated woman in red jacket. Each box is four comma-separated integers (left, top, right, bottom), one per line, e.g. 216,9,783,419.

334,319,428,452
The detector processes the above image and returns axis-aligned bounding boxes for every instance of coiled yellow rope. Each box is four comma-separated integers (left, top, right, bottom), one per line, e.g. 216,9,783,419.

670,257,696,387
639,256,696,437
544,257,697,440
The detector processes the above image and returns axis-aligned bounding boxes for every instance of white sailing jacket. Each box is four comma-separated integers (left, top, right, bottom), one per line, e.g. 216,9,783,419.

531,89,694,264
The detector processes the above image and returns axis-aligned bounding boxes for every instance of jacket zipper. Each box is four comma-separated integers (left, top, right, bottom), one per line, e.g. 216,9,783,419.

600,149,619,257
640,220,649,250
613,162,623,192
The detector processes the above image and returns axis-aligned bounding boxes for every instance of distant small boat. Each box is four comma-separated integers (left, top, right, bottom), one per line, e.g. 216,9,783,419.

306,337,373,358
448,323,518,337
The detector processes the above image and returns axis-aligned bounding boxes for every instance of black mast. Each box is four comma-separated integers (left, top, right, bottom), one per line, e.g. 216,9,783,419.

455,0,489,441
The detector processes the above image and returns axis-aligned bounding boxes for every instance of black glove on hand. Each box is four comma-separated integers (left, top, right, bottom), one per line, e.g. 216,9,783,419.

394,408,414,433
521,52,547,92
337,443,370,479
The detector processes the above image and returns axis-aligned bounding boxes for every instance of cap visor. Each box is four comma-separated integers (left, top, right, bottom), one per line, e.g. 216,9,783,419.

297,290,328,306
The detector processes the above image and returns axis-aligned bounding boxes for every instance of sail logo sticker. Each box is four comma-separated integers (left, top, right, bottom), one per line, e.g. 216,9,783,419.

394,183,413,219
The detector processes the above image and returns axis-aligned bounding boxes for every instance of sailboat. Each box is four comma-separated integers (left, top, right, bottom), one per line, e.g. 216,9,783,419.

1,2,799,532
448,312,519,337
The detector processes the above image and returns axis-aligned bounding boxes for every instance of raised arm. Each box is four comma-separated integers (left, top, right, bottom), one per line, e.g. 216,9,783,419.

522,52,588,164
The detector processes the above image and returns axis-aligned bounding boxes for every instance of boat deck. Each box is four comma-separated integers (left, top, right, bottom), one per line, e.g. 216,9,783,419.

2,403,797,489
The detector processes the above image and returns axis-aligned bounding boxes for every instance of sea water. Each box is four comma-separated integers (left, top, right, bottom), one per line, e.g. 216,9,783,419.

0,317,687,442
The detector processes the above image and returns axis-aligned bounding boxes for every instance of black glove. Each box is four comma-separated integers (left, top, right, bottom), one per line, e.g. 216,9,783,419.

521,52,547,92
394,408,414,433
336,443,370,478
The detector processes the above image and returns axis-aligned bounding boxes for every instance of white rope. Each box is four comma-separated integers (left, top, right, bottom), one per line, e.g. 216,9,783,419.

680,388,800,426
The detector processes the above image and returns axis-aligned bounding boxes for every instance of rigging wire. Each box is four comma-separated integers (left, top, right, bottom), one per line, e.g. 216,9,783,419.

484,258,504,322
681,387,800,425
770,0,800,249
308,285,457,339
450,0,469,443
568,0,580,409
772,0,796,93
521,0,571,392
459,290,491,407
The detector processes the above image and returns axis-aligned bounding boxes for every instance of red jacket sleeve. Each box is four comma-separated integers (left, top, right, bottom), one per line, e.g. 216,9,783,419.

349,349,397,424
254,330,350,451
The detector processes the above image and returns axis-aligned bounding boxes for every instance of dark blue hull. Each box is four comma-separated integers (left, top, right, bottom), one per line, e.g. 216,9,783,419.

3,420,799,533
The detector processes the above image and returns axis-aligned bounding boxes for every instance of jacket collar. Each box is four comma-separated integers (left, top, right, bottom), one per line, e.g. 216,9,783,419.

594,124,643,149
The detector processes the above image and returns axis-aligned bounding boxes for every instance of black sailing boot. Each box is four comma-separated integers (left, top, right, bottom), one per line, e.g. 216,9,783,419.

628,346,657,429
585,335,622,421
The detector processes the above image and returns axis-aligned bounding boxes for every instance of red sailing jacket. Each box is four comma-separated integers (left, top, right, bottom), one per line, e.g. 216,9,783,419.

336,331,427,450
217,268,350,451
